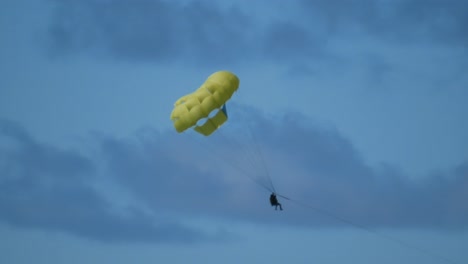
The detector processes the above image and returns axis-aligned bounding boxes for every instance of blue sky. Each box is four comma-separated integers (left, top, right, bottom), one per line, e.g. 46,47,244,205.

1,0,467,263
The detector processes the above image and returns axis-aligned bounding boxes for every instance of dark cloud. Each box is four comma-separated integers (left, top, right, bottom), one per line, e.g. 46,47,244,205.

393,0,468,44
46,0,325,65
300,0,468,45
98,106,468,229
247,109,468,229
43,0,468,87
47,0,255,64
99,129,264,222
2,107,467,240
0,119,226,243
46,0,468,63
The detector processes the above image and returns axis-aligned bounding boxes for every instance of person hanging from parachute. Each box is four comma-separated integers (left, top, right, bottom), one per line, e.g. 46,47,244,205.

270,193,283,211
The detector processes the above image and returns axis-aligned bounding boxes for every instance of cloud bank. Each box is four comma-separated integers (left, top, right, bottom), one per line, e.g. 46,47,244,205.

1,106,467,243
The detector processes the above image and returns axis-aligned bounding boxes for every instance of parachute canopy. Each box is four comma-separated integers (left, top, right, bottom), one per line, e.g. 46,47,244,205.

170,71,239,136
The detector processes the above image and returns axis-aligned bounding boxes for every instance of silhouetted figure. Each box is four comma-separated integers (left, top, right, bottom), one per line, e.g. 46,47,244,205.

269,193,283,210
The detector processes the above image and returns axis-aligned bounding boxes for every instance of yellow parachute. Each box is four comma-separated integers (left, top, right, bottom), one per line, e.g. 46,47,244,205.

170,71,239,136
170,70,278,194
